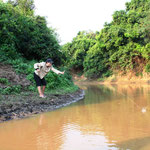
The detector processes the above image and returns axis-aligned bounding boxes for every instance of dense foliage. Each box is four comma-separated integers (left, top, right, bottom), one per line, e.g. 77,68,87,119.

62,0,150,78
0,0,78,94
62,31,97,70
0,0,62,64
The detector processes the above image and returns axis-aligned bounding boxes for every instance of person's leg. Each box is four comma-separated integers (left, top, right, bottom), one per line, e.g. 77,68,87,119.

41,78,46,96
37,86,44,97
42,85,46,95
34,73,44,97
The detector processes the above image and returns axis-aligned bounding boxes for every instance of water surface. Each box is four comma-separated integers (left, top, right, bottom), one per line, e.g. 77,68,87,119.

1,83,150,150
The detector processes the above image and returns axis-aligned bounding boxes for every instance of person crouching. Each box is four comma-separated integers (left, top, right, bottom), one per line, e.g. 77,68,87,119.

34,58,64,98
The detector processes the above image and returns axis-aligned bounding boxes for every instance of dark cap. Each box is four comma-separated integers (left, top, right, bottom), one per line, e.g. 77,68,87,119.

46,58,53,64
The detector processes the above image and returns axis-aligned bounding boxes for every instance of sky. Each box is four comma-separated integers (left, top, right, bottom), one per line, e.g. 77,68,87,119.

35,0,130,44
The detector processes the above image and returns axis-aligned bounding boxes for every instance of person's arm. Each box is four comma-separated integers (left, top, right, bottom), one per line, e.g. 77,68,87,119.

51,66,65,75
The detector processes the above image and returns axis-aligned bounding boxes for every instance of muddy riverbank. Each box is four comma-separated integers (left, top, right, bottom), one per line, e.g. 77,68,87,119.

0,89,84,123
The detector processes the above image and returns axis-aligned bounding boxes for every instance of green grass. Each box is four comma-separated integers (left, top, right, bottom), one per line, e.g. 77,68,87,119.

45,85,79,95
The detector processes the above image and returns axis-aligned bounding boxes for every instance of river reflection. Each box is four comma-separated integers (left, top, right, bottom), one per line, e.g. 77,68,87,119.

1,84,150,150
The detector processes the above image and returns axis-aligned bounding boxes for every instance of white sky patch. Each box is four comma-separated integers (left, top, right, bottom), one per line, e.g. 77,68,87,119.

34,0,131,44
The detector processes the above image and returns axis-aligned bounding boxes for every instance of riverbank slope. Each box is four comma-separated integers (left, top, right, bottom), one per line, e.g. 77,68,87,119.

73,71,150,84
0,89,84,123
0,63,85,123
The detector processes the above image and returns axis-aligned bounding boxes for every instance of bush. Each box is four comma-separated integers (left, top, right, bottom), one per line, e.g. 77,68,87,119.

62,31,97,70
45,66,75,90
145,63,150,73
7,58,77,93
0,85,22,94
83,42,111,78
0,78,9,85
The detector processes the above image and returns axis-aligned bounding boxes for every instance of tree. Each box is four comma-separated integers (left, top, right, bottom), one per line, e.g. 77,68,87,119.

7,0,35,16
0,1,62,64
62,0,150,78
62,31,97,70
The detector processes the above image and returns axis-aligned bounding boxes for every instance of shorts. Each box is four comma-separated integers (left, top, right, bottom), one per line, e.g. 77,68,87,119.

34,72,46,86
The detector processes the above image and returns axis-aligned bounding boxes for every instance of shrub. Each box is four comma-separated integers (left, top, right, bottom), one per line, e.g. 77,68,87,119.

145,63,150,73
0,78,9,85
0,85,21,94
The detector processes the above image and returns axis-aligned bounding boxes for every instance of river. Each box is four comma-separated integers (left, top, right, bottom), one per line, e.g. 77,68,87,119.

0,83,150,150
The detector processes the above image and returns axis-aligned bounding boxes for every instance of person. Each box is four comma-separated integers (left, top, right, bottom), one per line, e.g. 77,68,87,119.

34,58,65,98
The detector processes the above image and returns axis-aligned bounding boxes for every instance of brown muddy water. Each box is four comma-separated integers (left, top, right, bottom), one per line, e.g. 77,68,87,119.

1,83,150,150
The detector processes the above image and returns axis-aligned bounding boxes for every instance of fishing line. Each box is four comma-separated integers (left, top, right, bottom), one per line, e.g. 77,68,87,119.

114,88,148,114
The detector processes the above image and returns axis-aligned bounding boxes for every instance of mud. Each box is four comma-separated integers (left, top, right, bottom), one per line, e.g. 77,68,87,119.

0,89,84,123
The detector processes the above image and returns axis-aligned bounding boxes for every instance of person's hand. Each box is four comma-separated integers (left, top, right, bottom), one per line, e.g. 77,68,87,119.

60,71,65,75
37,69,40,72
